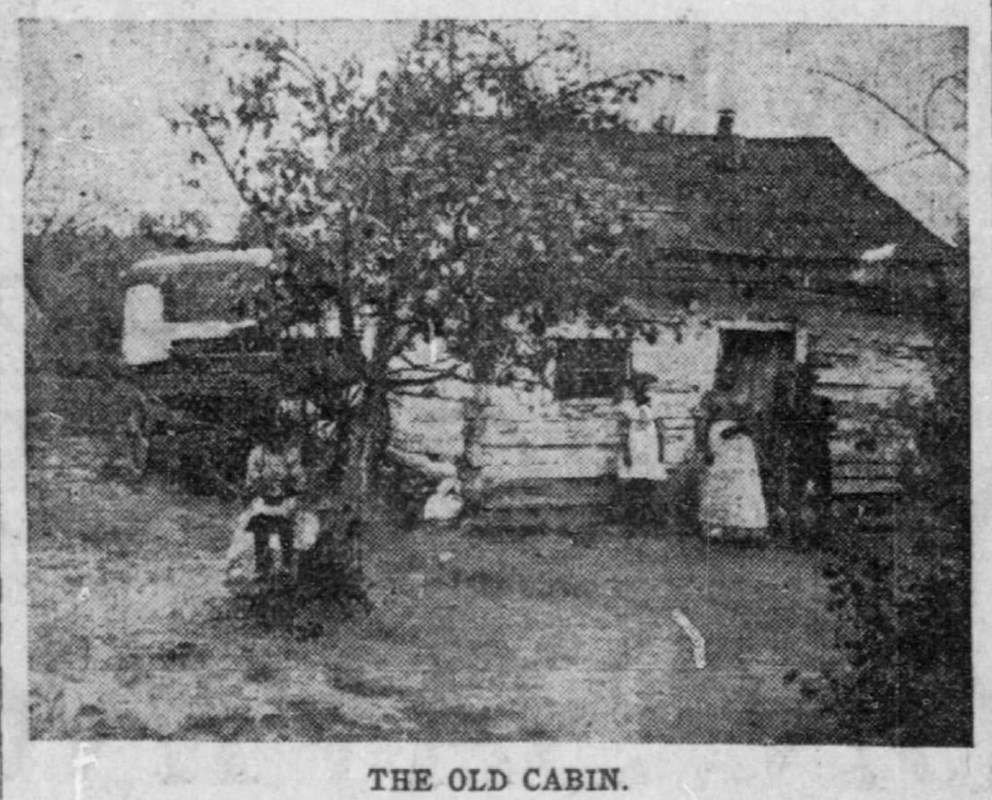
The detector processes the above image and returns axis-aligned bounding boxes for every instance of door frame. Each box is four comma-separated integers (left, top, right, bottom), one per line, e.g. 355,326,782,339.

714,320,808,366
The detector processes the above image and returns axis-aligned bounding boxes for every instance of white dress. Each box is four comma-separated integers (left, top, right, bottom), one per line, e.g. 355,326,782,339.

699,420,768,530
617,400,668,482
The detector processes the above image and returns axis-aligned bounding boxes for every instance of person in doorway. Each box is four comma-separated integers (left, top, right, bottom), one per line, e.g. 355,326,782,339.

225,411,307,587
616,376,668,527
698,417,769,543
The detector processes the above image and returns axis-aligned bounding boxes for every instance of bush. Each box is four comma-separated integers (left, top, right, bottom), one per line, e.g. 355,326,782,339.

818,271,970,746
821,539,971,745
245,511,373,633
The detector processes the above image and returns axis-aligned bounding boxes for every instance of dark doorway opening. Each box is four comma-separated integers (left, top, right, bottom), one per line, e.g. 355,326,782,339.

713,326,830,543
715,328,796,406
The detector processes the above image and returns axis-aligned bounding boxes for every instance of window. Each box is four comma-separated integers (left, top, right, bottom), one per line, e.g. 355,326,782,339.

554,338,629,400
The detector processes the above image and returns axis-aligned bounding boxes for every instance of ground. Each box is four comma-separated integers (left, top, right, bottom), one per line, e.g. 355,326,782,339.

27,435,840,743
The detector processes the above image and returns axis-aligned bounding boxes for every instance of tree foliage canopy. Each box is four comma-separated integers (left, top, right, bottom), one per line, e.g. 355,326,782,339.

178,22,678,392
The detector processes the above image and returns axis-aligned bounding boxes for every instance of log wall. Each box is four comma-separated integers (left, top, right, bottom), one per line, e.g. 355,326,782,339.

387,338,474,480
459,312,935,509
463,320,716,504
383,309,936,510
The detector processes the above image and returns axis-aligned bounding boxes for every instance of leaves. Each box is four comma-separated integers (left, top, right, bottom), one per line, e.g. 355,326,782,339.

175,22,672,478
821,538,971,745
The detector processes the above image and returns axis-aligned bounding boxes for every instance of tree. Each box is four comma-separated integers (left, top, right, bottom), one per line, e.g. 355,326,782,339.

176,21,679,499
810,67,967,176
136,208,213,250
23,221,129,374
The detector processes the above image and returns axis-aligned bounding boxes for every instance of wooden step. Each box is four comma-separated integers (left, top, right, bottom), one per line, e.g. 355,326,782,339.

831,479,903,496
470,477,615,509
832,462,901,480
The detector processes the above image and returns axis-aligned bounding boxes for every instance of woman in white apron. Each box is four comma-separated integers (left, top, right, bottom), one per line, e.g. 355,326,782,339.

616,381,668,526
699,419,768,543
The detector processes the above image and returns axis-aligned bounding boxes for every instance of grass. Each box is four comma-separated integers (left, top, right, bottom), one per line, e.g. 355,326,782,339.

28,437,839,742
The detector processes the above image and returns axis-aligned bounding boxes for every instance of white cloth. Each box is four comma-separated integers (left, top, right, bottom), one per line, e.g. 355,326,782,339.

294,510,320,551
122,284,170,365
224,507,257,584
423,477,464,520
223,496,302,585
617,399,668,482
699,420,768,529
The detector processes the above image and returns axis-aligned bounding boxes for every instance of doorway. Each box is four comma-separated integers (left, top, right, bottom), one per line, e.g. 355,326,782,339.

715,328,797,408
713,325,828,541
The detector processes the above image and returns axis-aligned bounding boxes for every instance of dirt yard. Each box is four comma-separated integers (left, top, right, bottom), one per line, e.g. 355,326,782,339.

27,435,841,742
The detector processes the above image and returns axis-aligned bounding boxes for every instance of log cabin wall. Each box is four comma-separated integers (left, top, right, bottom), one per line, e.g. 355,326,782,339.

382,288,936,516
461,316,720,509
386,338,473,483
456,306,934,513
807,319,934,502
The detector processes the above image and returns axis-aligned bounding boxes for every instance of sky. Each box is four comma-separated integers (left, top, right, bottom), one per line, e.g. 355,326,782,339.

19,20,967,243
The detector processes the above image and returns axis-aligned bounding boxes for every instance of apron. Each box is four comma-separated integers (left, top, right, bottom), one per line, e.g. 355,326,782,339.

699,420,768,530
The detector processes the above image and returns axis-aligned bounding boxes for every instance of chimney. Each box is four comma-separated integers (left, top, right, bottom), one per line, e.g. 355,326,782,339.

716,108,735,137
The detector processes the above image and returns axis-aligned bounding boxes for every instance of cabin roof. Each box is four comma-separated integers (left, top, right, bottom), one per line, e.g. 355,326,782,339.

123,248,274,286
538,129,954,263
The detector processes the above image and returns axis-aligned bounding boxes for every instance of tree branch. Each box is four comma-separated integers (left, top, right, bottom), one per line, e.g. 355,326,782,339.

385,361,464,387
181,104,255,207
810,68,967,175
23,145,40,187
559,68,685,100
923,69,967,134
335,203,366,370
868,147,942,176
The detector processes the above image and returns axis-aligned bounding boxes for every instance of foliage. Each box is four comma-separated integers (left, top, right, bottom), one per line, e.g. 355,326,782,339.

136,209,213,250
921,259,970,532
175,21,678,495
24,215,220,377
821,539,971,746
24,224,130,375
818,235,971,746
246,515,373,633
294,514,374,615
22,110,216,377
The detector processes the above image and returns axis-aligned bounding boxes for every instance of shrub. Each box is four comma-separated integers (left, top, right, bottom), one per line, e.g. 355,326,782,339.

246,512,374,632
821,522,971,745
818,269,971,746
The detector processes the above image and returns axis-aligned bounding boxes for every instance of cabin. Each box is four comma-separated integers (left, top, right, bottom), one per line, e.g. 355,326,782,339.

389,113,956,530
117,116,956,529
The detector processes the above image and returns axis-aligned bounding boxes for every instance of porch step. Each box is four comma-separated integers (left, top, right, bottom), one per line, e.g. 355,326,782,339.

472,477,615,510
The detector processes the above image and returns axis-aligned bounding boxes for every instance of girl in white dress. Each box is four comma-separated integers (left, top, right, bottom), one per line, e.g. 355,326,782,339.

616,381,668,525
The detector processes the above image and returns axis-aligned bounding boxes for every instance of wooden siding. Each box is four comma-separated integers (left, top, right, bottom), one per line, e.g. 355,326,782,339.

384,306,934,512
387,338,473,476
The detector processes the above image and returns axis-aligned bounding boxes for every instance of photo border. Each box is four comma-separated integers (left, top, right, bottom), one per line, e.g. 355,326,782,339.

2,1,989,797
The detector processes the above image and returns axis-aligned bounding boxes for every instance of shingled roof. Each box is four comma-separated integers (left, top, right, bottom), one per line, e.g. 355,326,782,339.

543,128,955,263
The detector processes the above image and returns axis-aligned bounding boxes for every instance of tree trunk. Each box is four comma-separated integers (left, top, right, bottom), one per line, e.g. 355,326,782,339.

339,381,391,503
